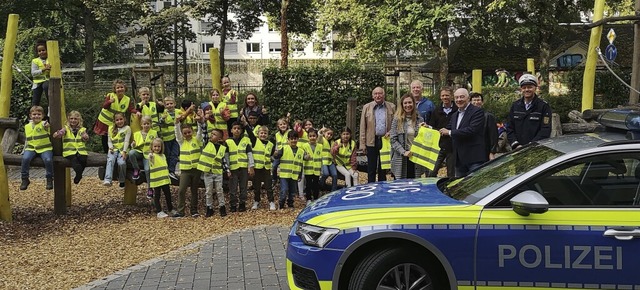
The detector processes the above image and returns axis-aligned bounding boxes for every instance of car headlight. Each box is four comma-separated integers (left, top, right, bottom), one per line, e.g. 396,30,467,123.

295,222,340,248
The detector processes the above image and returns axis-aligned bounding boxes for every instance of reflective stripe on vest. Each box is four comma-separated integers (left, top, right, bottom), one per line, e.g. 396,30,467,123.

208,102,228,130
380,136,391,170
132,129,158,155
24,122,52,153
335,140,355,167
32,58,49,84
139,102,159,131
62,126,88,157
98,94,131,127
159,109,179,141
275,129,291,151
179,138,202,170
149,154,171,188
222,89,238,118
226,137,251,170
252,140,273,170
279,145,305,180
109,126,130,151
197,143,226,174
302,143,322,176
321,138,334,165
409,127,441,171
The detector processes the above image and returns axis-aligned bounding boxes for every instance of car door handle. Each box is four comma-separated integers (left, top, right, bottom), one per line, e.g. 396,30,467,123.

603,228,640,240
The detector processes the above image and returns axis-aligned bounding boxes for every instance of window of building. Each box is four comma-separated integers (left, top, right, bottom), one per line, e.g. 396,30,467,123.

148,2,158,12
200,21,213,33
225,42,238,54
292,44,305,53
134,43,145,55
313,42,329,52
556,54,583,68
201,43,215,53
246,42,261,53
163,1,172,9
269,42,282,53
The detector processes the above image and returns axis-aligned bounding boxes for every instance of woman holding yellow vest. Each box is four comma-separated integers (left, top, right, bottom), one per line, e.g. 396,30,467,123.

93,79,138,153
390,94,427,179
52,111,89,185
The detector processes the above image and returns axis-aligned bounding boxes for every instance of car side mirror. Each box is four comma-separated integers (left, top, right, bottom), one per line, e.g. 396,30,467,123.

510,190,549,216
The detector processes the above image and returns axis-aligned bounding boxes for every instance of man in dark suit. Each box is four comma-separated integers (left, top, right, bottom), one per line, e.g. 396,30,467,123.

438,88,487,177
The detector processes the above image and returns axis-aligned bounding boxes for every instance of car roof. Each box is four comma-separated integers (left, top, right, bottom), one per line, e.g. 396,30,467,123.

535,130,631,154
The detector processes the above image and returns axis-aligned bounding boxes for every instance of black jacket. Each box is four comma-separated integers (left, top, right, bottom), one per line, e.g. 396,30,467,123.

448,104,487,166
429,104,457,152
506,95,552,148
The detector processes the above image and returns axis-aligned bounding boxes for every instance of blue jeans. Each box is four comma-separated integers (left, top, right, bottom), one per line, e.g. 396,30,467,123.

105,151,127,183
279,178,297,207
21,150,53,179
320,164,338,191
164,139,179,174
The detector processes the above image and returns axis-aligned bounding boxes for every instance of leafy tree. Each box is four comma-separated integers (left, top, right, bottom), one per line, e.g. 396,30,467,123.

262,0,317,68
191,0,263,75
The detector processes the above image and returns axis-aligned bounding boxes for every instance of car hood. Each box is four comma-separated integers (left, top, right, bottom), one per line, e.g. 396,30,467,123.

296,178,467,224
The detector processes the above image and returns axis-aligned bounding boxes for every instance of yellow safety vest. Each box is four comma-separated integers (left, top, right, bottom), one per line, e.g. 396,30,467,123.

132,129,158,155
98,93,131,127
62,126,88,157
197,142,226,174
409,127,441,171
24,122,52,153
222,89,238,118
179,137,202,170
139,101,159,131
226,137,252,170
279,145,305,180
148,153,171,188
252,139,273,170
275,129,291,151
32,58,49,84
380,136,391,170
297,130,308,146
321,138,334,166
159,109,180,142
335,139,356,167
302,143,322,176
109,125,130,152
208,102,228,130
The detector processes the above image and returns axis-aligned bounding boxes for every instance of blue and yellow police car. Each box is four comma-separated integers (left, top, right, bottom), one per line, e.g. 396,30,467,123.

286,110,640,289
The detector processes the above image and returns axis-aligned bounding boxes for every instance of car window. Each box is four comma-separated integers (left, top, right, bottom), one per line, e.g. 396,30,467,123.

492,152,640,207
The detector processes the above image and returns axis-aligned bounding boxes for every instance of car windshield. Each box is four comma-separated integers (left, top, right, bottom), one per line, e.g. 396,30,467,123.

442,144,563,203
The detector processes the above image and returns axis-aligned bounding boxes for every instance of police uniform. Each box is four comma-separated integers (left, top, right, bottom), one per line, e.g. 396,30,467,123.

506,95,552,148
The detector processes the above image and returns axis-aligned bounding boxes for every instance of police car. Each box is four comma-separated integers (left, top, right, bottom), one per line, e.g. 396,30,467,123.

286,110,640,290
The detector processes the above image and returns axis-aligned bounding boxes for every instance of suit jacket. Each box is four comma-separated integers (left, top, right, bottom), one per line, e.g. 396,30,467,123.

359,100,395,150
448,104,487,166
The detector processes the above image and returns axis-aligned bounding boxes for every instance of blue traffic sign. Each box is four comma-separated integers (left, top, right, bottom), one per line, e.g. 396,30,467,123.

605,44,617,62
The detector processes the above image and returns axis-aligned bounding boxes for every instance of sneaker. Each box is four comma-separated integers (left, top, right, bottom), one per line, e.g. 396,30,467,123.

238,203,246,212
119,182,125,188
103,180,112,186
73,175,82,184
230,206,237,213
269,202,276,211
146,189,154,199
205,206,214,217
251,201,259,210
157,211,169,218
169,172,178,180
219,206,227,217
19,178,30,190
172,212,185,218
279,202,285,210
132,169,140,180
46,179,53,190
169,210,179,217
191,212,200,218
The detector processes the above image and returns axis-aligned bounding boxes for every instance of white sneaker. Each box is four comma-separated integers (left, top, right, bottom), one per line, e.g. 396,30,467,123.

251,201,259,210
103,180,112,186
306,200,312,206
157,211,169,218
269,202,276,211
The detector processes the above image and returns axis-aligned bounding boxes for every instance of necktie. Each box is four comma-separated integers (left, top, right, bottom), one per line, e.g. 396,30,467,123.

525,103,531,110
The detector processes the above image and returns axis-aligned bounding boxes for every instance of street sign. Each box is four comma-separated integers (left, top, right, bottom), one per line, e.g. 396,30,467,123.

605,44,617,61
607,29,616,44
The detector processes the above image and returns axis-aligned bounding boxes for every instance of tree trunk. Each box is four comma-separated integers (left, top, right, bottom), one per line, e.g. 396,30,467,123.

538,32,551,95
219,0,229,76
83,6,95,88
280,0,289,69
438,28,449,88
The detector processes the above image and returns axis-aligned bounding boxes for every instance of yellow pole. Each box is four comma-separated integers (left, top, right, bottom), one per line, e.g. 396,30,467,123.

527,58,535,75
46,40,73,203
472,69,482,93
582,0,606,112
0,14,18,222
209,48,221,92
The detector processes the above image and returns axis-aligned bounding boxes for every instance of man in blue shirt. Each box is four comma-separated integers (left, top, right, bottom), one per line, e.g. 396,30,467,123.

411,80,435,124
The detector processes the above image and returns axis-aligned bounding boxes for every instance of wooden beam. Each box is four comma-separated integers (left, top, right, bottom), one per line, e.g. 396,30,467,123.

0,117,18,129
2,152,107,167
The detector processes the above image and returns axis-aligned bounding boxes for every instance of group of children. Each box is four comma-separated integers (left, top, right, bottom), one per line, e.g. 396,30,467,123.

20,75,362,219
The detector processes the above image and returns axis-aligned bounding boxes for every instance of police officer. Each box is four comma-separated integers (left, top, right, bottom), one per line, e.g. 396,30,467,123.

507,74,552,149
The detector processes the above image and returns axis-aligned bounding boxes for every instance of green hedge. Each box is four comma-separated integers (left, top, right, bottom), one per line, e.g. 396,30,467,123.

262,62,385,140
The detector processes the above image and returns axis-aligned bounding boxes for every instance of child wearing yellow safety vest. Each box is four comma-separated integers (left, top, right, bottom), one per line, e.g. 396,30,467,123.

197,129,231,218
93,79,138,153
207,88,230,140
20,106,53,191
246,123,275,210
331,126,359,188
128,116,158,198
30,40,50,107
221,76,239,133
225,121,255,212
158,96,181,179
318,127,338,191
302,128,323,204
135,87,162,132
272,117,291,184
174,121,203,218
274,130,310,210
147,138,175,218
52,110,89,185
103,113,132,188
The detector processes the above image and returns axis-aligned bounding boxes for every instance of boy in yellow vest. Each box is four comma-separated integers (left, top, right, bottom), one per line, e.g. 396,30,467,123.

273,131,310,209
197,129,231,217
245,123,275,210
158,96,180,180
225,121,255,212
30,40,50,107
21,106,53,190
302,128,323,205
135,87,162,132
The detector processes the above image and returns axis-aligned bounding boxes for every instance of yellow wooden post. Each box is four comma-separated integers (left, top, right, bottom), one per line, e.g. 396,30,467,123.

527,59,535,75
123,179,137,205
582,0,605,112
0,14,19,222
472,69,482,93
209,48,222,92
46,40,72,203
